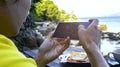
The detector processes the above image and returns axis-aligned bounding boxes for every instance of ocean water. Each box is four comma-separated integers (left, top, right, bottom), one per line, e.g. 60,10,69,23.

79,16,120,33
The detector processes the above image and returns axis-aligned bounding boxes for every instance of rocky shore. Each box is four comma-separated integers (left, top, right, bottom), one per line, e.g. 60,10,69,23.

102,32,120,41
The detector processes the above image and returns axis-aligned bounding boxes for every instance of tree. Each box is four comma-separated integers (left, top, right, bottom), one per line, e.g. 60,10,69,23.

35,0,59,22
69,11,78,21
29,0,40,22
56,10,70,22
31,0,78,22
35,0,77,22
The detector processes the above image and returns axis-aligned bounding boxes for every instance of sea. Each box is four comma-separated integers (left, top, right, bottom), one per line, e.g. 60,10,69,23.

79,16,120,33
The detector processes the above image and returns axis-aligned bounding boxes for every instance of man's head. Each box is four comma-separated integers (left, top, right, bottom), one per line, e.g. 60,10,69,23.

0,0,31,37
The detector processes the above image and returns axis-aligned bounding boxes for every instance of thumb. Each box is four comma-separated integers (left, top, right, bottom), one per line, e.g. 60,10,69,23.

65,37,70,43
48,31,54,38
64,37,70,48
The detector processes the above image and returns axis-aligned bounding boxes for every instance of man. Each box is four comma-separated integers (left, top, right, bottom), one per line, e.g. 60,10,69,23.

0,0,109,67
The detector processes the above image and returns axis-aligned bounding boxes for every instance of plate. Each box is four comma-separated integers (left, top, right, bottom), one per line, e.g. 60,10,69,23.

59,46,89,63
59,52,89,63
48,46,91,67
58,46,91,67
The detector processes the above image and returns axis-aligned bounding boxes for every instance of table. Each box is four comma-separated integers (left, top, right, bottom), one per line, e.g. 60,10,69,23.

24,39,120,67
47,39,120,67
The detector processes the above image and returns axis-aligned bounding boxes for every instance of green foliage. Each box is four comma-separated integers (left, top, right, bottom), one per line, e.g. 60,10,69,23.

30,0,78,22
56,10,70,22
35,0,59,22
69,12,78,21
72,14,78,20
29,0,40,22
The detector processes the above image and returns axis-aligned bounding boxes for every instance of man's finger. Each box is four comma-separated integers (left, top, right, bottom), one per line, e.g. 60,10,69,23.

78,25,85,32
59,37,70,44
88,19,99,30
64,37,70,44
63,37,70,48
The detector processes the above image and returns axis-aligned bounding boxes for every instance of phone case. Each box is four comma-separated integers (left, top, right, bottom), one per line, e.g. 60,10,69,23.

52,22,91,40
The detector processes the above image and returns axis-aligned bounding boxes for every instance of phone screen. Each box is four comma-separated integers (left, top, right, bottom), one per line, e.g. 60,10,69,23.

52,22,91,40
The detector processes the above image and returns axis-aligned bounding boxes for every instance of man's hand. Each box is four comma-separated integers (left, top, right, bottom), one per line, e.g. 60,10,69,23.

78,19,101,52
35,36,70,67
77,19,109,67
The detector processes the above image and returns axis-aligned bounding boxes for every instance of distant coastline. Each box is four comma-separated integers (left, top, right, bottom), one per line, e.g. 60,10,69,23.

79,16,120,22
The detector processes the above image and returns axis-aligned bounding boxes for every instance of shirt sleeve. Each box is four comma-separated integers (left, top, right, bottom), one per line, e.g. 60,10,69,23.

0,35,37,67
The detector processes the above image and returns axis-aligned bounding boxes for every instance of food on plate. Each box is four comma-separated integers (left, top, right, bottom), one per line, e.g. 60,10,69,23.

67,52,89,63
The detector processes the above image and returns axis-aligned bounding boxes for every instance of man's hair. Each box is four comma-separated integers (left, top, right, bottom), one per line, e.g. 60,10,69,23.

0,0,5,3
0,0,6,6
0,0,18,6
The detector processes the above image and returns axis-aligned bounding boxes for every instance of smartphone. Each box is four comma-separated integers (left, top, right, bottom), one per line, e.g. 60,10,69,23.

52,22,91,40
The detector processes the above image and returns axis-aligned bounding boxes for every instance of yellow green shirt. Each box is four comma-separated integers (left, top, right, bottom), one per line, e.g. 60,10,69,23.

0,34,37,67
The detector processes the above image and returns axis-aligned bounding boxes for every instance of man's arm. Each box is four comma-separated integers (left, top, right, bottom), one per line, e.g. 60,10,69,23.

77,19,109,67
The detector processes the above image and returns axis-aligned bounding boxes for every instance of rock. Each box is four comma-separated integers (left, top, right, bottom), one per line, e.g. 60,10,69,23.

102,32,120,41
35,22,56,36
